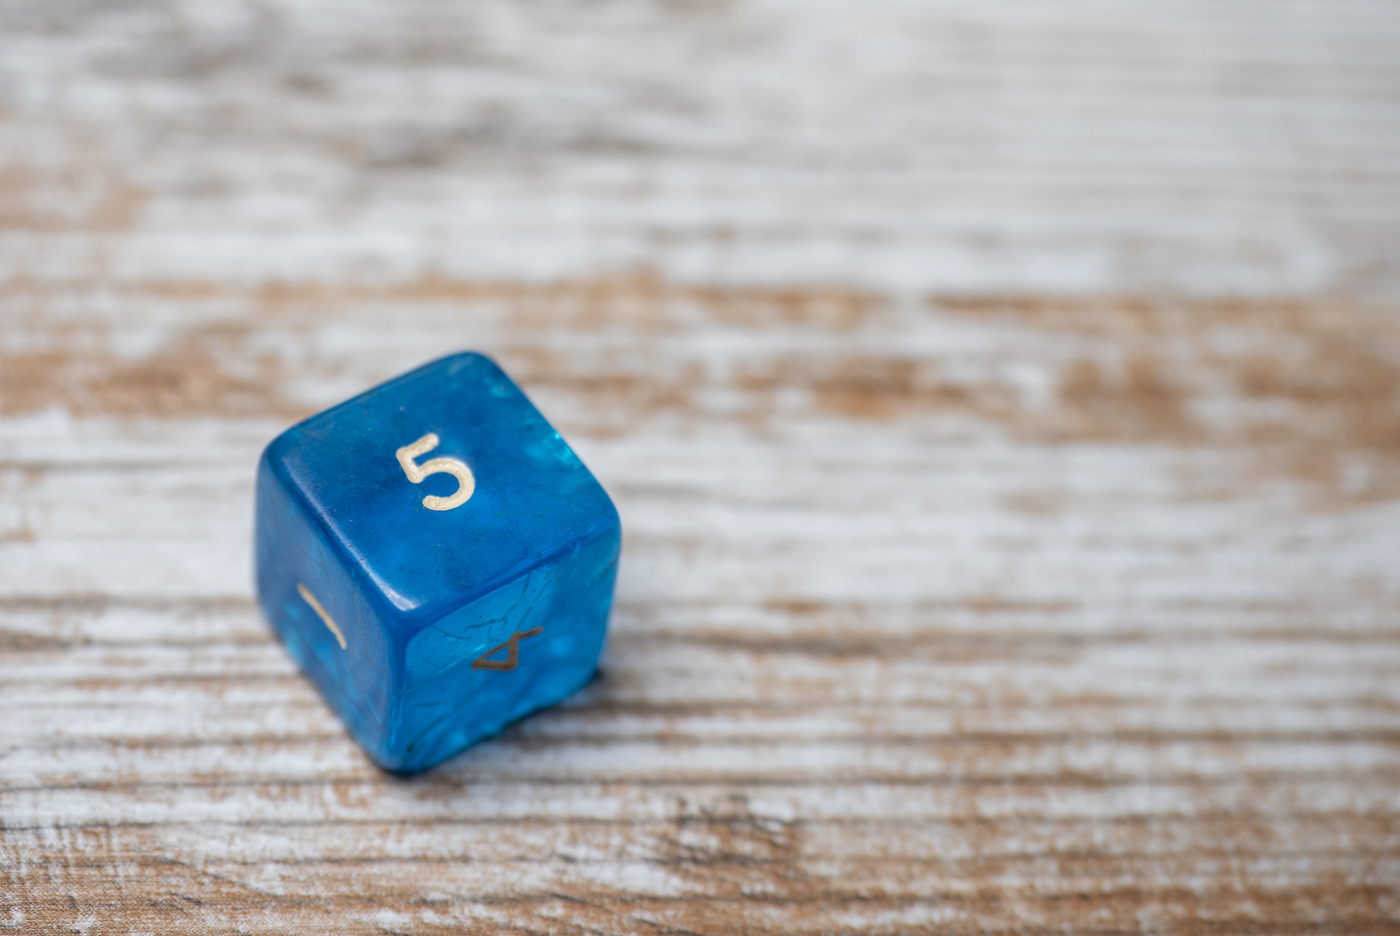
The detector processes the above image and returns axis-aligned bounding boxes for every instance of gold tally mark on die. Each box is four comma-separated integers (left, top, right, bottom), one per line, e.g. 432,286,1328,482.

297,582,347,649
472,627,543,672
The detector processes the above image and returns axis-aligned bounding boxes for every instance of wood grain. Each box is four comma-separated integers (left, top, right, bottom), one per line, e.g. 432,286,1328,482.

2,1,1399,933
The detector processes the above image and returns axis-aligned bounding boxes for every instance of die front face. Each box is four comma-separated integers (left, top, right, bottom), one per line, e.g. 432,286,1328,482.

255,352,621,772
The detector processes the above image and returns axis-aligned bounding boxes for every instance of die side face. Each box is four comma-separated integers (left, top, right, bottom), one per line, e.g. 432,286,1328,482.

254,352,621,772
255,462,395,756
391,530,618,769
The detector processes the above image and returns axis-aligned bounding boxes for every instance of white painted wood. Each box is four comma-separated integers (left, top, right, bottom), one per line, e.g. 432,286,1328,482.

1,1,1398,932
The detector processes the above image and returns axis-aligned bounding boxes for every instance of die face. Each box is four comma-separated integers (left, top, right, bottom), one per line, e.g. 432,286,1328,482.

267,353,618,627
255,460,395,757
388,526,619,771
254,352,621,772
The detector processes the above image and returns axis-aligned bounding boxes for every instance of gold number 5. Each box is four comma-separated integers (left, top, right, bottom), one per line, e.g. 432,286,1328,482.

396,433,475,511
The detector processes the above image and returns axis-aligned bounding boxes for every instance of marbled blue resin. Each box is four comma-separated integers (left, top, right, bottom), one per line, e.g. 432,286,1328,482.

254,352,620,772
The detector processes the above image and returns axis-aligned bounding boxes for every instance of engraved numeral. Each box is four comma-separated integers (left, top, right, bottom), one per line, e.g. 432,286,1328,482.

297,582,347,649
472,627,543,672
396,433,475,511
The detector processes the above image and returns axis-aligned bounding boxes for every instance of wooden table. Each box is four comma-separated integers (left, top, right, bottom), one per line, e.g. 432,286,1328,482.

3,1,1399,932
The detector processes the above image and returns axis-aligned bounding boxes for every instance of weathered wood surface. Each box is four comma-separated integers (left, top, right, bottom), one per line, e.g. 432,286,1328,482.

3,1,1400,933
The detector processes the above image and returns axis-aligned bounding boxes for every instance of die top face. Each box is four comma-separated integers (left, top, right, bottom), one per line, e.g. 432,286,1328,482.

264,352,618,628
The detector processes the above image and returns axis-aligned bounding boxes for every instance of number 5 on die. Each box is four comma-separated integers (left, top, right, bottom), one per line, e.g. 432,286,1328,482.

396,433,475,511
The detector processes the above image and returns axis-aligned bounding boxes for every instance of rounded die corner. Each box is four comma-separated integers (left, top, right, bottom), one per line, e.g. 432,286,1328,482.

443,348,498,371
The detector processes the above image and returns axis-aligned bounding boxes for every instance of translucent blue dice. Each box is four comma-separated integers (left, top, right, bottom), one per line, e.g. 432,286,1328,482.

254,352,620,772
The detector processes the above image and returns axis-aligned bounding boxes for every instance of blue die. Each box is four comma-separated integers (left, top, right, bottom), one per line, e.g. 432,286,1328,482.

254,352,620,772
